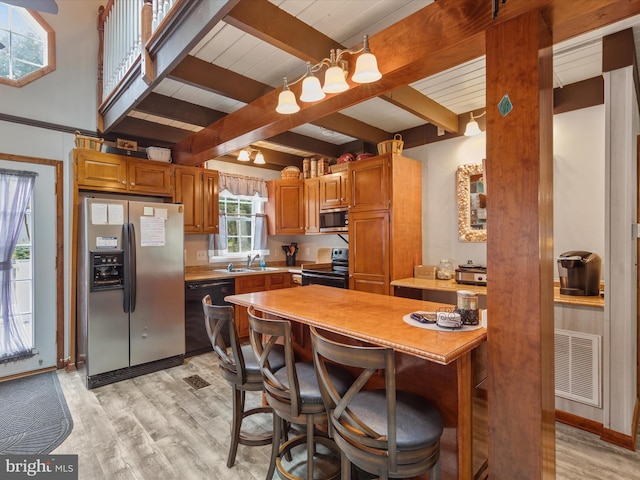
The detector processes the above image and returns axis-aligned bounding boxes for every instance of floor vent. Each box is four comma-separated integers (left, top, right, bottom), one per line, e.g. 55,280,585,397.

183,374,210,390
554,329,601,407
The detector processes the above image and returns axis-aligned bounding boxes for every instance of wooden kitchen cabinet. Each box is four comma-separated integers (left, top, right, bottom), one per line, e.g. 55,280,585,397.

349,155,389,212
265,179,305,235
234,273,292,337
349,209,390,294
174,166,219,234
348,153,422,294
75,149,172,196
319,171,349,210
304,178,320,234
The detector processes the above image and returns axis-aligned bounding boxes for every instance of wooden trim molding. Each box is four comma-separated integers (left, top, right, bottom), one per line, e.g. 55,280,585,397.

601,398,639,451
557,399,639,451
0,153,65,371
555,410,603,436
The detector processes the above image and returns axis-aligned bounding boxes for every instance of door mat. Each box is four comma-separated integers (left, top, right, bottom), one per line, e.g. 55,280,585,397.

183,374,210,389
0,371,73,454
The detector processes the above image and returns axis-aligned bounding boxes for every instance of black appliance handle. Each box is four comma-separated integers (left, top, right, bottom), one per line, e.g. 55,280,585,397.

122,224,131,313
187,281,233,289
129,223,137,312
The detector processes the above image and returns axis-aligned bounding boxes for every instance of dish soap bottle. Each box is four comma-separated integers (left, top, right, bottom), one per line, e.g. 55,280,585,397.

436,258,454,280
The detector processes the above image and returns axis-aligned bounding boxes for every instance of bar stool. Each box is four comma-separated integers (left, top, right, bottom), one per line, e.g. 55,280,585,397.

310,326,444,480
202,295,285,468
247,306,353,480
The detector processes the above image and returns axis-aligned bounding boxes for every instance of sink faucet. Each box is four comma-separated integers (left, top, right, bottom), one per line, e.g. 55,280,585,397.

247,252,260,268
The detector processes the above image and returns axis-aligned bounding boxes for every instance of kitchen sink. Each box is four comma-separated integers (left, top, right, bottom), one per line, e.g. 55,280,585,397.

213,266,283,274
213,268,253,273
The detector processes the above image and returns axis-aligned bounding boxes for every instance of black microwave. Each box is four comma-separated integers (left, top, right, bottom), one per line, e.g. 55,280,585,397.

319,208,348,233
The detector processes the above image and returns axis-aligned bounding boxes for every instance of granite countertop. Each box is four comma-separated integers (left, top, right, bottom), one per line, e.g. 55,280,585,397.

184,262,325,282
390,277,605,309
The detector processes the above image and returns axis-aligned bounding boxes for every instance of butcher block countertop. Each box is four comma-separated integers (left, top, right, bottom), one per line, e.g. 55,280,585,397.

390,277,605,308
225,284,486,365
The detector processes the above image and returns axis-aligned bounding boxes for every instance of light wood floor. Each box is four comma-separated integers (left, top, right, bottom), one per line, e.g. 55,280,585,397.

53,353,640,479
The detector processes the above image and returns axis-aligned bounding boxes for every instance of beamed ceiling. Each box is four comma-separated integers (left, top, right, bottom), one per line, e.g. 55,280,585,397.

98,0,640,171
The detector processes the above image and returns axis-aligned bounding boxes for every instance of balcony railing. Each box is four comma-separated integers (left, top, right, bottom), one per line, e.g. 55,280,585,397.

98,0,180,106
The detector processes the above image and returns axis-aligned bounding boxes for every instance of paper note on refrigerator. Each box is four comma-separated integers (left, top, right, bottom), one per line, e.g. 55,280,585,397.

140,215,166,246
91,203,108,224
108,204,124,224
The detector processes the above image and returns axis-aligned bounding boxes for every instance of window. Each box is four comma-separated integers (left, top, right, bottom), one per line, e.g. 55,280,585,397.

220,193,255,253
10,198,33,343
0,2,55,87
213,191,268,258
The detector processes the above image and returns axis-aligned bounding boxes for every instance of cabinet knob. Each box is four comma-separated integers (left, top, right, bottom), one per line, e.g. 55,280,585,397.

130,182,135,186
121,180,126,184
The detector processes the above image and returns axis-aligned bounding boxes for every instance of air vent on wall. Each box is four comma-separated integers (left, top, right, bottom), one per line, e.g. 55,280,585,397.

554,329,601,407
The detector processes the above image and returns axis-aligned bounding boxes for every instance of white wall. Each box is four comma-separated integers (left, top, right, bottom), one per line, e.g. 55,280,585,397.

405,104,605,279
0,1,104,361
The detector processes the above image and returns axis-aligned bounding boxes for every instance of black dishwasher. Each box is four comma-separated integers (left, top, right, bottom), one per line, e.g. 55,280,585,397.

184,278,235,357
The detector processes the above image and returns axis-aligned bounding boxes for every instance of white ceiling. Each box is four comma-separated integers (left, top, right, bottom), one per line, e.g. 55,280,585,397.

130,1,640,155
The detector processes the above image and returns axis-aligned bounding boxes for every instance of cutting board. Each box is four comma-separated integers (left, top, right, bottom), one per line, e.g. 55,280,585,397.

316,248,332,264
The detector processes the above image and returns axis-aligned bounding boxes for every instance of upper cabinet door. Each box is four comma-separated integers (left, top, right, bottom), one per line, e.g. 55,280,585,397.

174,167,203,234
128,160,172,196
266,180,304,235
201,169,219,234
76,150,128,191
319,172,349,210
304,178,320,234
349,155,390,212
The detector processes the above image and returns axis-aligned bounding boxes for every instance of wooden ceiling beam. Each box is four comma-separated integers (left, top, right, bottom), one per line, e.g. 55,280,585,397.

225,0,339,64
112,117,194,146
265,131,340,158
173,0,640,165
136,92,226,126
169,55,270,104
169,52,391,145
226,0,454,133
381,86,459,133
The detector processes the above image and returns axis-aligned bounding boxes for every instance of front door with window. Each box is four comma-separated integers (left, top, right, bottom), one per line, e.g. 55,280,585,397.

0,159,56,378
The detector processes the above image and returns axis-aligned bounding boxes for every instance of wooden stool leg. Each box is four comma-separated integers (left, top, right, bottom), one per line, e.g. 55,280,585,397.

340,453,351,480
267,411,281,480
306,415,314,480
227,387,243,467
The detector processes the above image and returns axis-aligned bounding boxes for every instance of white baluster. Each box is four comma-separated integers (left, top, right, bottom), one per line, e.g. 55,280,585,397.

133,0,139,57
153,0,158,32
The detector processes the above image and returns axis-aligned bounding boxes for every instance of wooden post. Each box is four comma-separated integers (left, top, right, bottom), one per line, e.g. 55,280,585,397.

485,9,555,479
141,0,153,85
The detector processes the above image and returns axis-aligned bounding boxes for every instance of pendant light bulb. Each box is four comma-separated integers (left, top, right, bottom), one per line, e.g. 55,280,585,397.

352,35,381,83
237,149,251,161
254,150,265,165
276,77,300,114
300,62,325,102
322,50,349,94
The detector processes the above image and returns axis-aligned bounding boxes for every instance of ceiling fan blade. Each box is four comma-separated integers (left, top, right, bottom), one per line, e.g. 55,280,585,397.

2,0,58,14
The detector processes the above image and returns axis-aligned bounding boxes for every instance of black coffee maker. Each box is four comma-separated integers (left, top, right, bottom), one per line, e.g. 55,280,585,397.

557,251,601,296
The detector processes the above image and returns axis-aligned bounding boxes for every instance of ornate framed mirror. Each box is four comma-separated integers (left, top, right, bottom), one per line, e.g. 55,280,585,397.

456,163,486,242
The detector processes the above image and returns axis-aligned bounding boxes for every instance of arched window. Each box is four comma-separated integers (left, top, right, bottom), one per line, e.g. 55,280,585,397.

0,2,55,87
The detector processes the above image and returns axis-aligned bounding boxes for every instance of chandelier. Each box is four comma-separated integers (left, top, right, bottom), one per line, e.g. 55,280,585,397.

237,148,265,164
276,35,382,114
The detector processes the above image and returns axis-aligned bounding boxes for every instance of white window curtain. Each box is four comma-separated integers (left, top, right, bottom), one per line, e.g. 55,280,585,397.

209,173,268,255
0,168,36,363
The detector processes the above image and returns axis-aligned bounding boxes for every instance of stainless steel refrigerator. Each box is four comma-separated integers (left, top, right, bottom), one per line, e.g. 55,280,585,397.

77,195,185,388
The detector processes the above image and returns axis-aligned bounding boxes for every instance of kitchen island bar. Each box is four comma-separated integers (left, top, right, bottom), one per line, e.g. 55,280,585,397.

225,285,487,480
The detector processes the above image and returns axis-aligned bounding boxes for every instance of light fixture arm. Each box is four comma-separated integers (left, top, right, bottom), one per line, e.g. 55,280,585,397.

470,110,487,121
282,35,373,89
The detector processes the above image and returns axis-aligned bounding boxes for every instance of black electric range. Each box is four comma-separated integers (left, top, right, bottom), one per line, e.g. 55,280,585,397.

301,248,349,289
